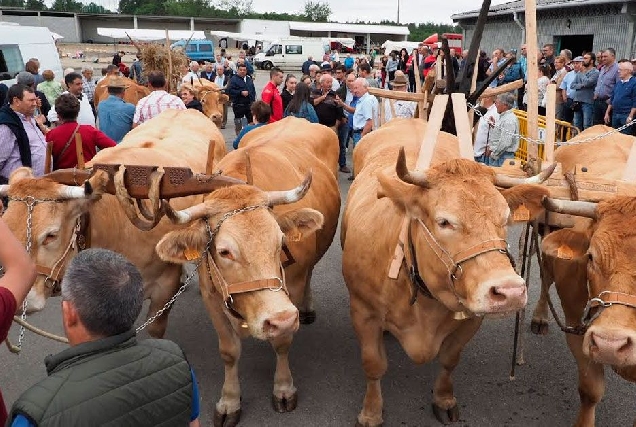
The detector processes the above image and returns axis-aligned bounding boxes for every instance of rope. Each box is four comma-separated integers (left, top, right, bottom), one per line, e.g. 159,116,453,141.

11,316,69,343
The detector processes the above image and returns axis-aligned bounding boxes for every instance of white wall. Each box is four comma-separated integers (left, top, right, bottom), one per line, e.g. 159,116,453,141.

239,19,290,38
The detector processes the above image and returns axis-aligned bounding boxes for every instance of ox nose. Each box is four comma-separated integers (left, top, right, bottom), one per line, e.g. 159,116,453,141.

263,309,299,338
588,330,634,366
211,112,222,120
486,283,527,312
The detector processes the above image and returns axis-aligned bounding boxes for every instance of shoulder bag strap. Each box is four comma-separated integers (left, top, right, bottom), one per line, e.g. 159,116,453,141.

58,123,81,159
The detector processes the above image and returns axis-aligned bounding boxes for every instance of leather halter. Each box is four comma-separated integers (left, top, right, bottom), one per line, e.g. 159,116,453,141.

201,206,289,320
577,291,636,334
403,217,515,305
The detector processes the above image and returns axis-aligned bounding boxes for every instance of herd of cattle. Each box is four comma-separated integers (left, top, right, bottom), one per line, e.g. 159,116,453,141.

0,104,634,427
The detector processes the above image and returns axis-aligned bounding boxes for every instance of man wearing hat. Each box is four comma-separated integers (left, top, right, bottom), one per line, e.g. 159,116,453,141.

97,76,135,143
559,56,583,124
384,71,416,121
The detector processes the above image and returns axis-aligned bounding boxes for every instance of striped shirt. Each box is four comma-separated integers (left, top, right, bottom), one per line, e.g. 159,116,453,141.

133,90,186,125
0,111,47,178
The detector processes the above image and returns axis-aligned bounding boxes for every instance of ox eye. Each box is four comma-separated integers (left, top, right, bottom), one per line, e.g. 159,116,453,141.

42,232,58,246
437,218,453,229
217,248,233,260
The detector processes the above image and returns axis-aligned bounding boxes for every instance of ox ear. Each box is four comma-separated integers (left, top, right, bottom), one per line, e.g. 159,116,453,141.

155,224,209,264
9,167,34,184
376,171,413,212
277,208,324,242
542,228,590,262
500,184,551,223
87,170,110,198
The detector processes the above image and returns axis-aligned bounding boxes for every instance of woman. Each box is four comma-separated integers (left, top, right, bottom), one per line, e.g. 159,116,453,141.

398,48,409,72
281,74,297,111
25,59,43,86
180,85,203,112
386,51,399,87
233,101,271,149
522,64,552,116
283,82,319,124
45,94,116,170
380,55,388,88
406,49,418,92
300,74,311,86
551,56,568,120
36,69,63,107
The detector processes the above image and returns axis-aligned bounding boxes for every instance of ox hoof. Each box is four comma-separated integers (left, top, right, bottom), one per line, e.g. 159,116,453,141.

213,408,241,427
299,310,316,325
272,392,298,413
530,319,549,335
432,403,459,425
355,420,383,427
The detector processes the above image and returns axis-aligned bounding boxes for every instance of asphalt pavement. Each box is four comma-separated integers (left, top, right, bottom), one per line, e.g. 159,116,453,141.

1,71,634,426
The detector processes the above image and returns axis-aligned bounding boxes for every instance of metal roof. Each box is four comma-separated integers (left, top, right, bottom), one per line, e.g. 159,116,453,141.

451,0,628,20
288,21,409,36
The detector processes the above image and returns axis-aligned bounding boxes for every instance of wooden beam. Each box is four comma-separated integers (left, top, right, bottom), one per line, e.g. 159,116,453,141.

543,83,557,167
368,87,426,101
416,94,448,169
380,97,386,125
525,0,539,164
451,93,474,159
165,29,173,94
413,49,422,94
457,0,492,95
75,133,85,170
467,56,516,105
44,142,52,174
479,79,524,98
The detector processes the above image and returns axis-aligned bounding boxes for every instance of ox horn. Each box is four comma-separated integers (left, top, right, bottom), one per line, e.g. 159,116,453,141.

395,147,430,188
266,171,313,206
163,201,209,225
0,185,9,197
494,162,557,188
57,184,88,199
542,197,598,219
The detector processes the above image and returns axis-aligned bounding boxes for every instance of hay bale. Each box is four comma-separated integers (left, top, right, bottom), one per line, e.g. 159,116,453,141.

138,43,189,92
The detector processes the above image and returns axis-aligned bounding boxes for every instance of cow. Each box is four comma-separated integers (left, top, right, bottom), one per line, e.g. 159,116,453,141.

189,79,229,128
155,117,341,426
527,125,636,426
341,118,554,426
0,109,227,339
93,76,149,108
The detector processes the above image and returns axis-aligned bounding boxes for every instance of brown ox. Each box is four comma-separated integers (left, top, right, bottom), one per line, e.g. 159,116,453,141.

155,117,340,426
1,109,226,338
189,79,229,128
93,76,149,108
341,119,553,426
528,125,636,426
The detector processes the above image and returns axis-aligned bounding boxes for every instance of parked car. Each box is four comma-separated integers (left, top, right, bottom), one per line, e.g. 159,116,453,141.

171,39,215,63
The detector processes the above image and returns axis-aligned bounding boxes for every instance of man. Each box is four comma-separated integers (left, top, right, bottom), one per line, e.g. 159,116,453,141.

129,54,143,84
350,77,378,147
182,61,201,86
335,70,356,174
486,92,520,167
97,77,136,143
422,46,436,79
0,85,47,182
81,66,97,116
344,53,354,70
311,74,344,133
320,64,340,91
213,64,229,129
98,64,119,83
112,50,124,66
487,48,506,88
133,71,185,128
201,63,215,80
308,64,321,90
473,94,499,164
604,60,636,135
15,72,51,120
383,72,416,121
358,63,379,89
227,62,256,135
302,56,314,75
560,48,573,70
571,52,599,131
261,67,284,123
541,44,556,67
238,50,254,78
48,72,96,127
560,56,582,123
593,48,619,125
334,65,346,94
0,218,36,426
8,249,200,427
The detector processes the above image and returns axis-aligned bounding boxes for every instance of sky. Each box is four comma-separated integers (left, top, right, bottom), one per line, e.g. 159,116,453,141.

249,0,511,25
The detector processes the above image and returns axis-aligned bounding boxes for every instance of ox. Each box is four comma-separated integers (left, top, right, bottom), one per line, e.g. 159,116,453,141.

189,79,229,128
341,119,553,426
1,109,227,338
93,76,149,108
155,117,341,426
528,125,636,426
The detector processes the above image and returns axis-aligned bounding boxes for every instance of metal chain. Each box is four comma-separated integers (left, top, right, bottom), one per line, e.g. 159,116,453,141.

466,102,636,147
14,198,37,352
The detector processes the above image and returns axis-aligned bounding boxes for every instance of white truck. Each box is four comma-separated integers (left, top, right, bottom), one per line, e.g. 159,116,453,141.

0,24,63,85
253,38,327,71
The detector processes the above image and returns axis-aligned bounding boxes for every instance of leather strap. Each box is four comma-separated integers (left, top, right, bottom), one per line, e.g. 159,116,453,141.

453,239,509,268
591,291,636,310
226,278,284,295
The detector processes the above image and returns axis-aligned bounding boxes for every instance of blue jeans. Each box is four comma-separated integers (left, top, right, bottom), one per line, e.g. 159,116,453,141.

337,121,349,167
593,99,609,126
474,154,489,164
352,131,362,148
573,102,594,131
612,113,634,135
489,152,515,167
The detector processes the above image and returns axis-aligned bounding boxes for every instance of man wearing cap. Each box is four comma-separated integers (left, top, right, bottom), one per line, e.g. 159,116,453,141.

383,72,416,121
320,63,340,91
97,77,136,143
560,56,583,123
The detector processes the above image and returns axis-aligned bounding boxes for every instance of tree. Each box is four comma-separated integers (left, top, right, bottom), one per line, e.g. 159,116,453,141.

82,2,109,12
216,0,252,15
0,0,25,7
50,0,83,11
302,0,330,22
25,0,46,9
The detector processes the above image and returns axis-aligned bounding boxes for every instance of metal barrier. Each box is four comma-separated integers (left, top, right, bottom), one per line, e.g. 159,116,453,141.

512,109,580,161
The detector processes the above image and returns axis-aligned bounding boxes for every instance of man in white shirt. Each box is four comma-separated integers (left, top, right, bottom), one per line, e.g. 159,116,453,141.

133,71,186,128
181,61,201,86
47,72,95,127
384,72,416,121
473,94,499,164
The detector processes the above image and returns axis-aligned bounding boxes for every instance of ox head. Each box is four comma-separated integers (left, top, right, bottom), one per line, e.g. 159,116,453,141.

377,148,553,316
543,196,636,368
0,168,110,313
199,85,229,128
155,173,323,340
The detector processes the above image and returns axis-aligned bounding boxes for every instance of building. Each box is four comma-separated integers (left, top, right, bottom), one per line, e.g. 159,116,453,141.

0,8,409,53
452,0,636,60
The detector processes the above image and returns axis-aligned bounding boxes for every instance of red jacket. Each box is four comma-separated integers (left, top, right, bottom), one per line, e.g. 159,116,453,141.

261,81,283,123
47,121,117,170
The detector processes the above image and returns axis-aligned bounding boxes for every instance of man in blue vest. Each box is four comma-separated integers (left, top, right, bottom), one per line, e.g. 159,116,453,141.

9,248,201,427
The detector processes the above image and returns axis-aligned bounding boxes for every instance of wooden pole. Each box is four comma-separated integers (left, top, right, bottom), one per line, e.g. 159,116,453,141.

525,0,539,165
452,93,474,160
44,142,52,174
165,29,173,94
416,94,448,169
75,133,85,169
413,49,422,94
543,83,557,167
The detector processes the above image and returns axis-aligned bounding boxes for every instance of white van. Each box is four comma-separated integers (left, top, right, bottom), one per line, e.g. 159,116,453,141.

253,38,326,71
0,24,63,85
